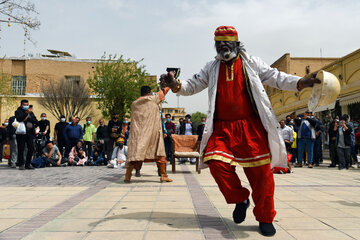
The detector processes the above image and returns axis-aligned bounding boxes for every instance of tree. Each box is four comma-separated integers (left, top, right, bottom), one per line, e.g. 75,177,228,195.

0,0,40,43
191,112,207,126
87,54,158,119
39,78,92,120
0,71,16,114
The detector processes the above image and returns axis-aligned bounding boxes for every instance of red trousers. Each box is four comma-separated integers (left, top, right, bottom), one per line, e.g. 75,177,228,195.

208,160,276,223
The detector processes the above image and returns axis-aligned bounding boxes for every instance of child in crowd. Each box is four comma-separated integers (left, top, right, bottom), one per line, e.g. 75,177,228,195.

88,143,105,166
69,140,87,166
107,137,127,169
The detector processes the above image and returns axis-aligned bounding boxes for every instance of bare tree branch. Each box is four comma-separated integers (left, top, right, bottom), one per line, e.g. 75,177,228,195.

40,78,93,120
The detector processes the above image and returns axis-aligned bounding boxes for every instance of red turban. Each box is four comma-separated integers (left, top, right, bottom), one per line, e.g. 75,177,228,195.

214,26,238,42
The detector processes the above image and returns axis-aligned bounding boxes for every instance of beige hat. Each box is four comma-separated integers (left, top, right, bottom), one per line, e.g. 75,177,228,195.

308,70,340,112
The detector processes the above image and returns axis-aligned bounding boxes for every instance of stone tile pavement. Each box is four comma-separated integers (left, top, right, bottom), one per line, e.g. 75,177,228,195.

0,159,359,239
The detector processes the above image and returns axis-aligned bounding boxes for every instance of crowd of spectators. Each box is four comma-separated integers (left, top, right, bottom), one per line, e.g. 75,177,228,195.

279,111,360,170
4,99,358,171
0,99,132,170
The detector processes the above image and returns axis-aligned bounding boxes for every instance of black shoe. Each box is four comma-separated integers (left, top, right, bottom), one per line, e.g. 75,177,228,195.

233,199,250,224
259,222,276,236
25,165,35,170
328,165,336,168
19,165,25,170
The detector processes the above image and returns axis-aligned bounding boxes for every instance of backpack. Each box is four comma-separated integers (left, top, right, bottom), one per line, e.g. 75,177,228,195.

32,157,47,168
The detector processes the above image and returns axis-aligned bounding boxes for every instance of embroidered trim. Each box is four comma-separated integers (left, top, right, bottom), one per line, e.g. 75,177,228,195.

203,154,271,167
204,150,270,161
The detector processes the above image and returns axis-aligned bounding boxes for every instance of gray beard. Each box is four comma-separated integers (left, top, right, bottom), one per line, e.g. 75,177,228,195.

215,50,237,61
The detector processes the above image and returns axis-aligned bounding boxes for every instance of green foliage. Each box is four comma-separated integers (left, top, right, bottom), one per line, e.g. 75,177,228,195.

0,72,12,95
87,54,158,119
191,111,207,126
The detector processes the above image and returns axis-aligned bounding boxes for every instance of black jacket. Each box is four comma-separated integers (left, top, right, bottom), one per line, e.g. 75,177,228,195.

179,122,196,135
7,116,16,140
197,124,205,141
336,123,353,147
14,107,38,135
96,125,110,140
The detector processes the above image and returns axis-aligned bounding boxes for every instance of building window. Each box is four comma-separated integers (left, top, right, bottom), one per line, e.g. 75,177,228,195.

11,76,26,95
65,75,81,85
168,109,173,113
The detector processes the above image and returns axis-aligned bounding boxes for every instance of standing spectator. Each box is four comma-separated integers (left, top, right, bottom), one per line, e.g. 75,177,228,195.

88,143,105,165
164,114,176,163
43,141,67,167
68,140,87,166
176,118,184,134
345,115,358,167
82,116,96,158
75,117,81,124
63,117,83,158
0,121,7,162
285,115,292,126
180,114,196,164
120,117,130,145
38,113,50,139
337,115,352,170
54,115,68,156
15,99,38,170
96,119,111,163
7,116,17,168
279,120,294,152
313,116,324,166
108,113,122,157
197,117,206,142
295,111,317,168
328,120,339,167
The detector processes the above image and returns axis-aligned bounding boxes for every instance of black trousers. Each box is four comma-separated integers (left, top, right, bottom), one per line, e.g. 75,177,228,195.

65,139,78,158
57,139,66,156
16,134,34,167
83,141,93,159
164,137,173,163
45,157,68,166
99,139,112,162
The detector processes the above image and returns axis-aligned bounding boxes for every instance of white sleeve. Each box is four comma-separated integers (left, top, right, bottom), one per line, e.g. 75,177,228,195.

251,56,300,91
177,61,211,96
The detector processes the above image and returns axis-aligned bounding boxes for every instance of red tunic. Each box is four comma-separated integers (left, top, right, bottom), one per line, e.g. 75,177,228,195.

204,56,271,167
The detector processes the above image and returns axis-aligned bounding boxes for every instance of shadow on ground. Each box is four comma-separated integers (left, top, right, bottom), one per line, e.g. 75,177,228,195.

88,211,259,239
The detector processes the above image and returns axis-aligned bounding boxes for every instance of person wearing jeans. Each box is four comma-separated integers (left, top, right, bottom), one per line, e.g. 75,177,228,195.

295,111,317,168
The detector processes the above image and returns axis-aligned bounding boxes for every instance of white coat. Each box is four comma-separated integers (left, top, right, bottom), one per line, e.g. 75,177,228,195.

177,51,301,169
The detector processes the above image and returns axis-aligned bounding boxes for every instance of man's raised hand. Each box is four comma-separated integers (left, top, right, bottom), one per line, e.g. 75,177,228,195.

160,72,177,90
297,72,321,91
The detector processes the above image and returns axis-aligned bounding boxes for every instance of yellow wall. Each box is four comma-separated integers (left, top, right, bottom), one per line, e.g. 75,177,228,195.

268,49,360,119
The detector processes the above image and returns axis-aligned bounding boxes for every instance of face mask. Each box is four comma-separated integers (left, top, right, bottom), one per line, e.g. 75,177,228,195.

113,117,118,120
123,120,128,124
22,105,29,110
310,116,314,119
290,121,294,125
201,122,206,125
60,118,66,122
117,143,124,148
355,124,359,127
87,121,91,124
4,122,8,126
166,118,170,122
41,117,46,121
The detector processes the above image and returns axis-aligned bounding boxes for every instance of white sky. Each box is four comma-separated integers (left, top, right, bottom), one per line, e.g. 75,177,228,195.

1,0,359,114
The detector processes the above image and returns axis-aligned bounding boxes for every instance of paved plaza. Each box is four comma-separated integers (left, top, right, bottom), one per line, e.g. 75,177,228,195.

0,159,360,240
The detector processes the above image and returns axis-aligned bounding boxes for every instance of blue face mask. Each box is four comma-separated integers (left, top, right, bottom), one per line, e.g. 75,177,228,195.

123,120,128,124
166,118,170,122
87,121,91,124
22,105,29,111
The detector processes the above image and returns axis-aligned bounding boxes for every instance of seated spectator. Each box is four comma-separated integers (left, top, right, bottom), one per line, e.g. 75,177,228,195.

68,140,87,166
43,141,67,167
107,137,127,169
88,143,105,166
